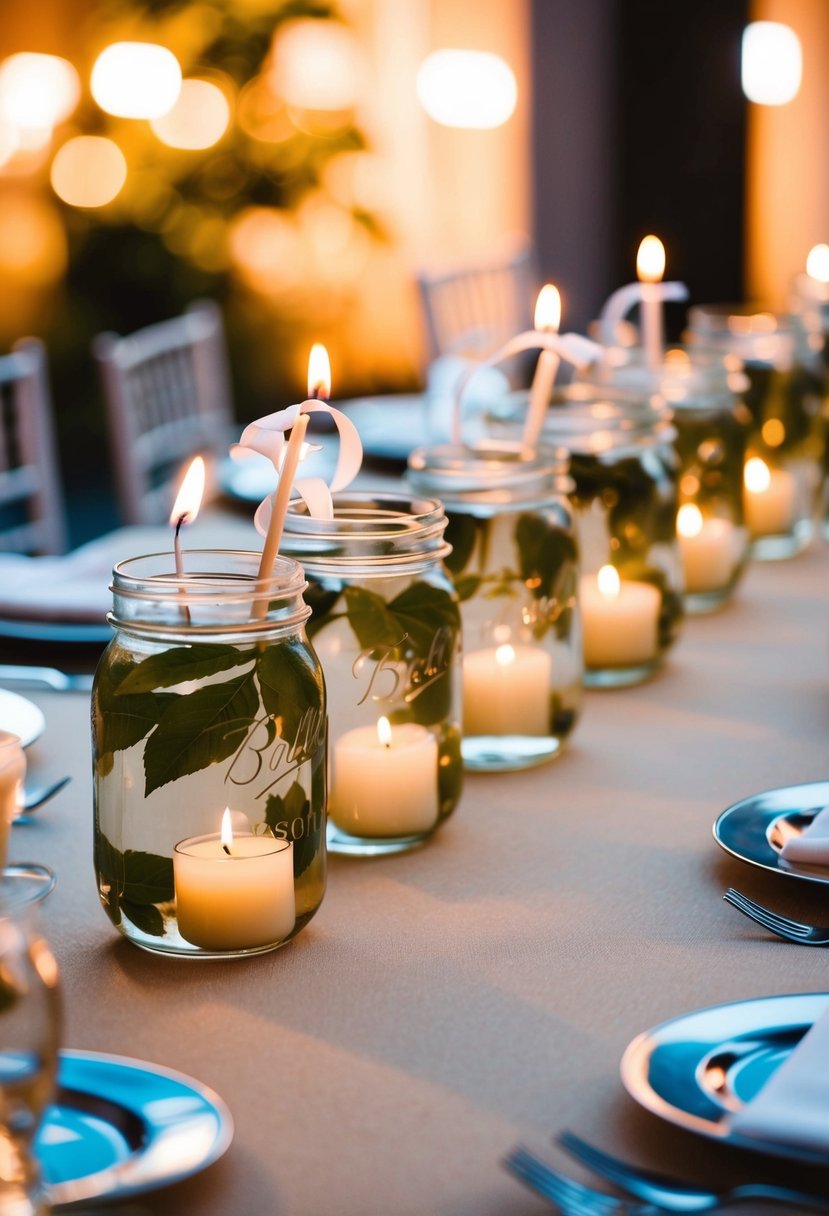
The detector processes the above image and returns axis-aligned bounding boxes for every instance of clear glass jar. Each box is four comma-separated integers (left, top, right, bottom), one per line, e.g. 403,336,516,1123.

493,384,683,687
280,493,463,856
0,883,60,1216
407,443,582,770
92,551,326,958
789,279,829,538
686,304,826,559
587,348,752,614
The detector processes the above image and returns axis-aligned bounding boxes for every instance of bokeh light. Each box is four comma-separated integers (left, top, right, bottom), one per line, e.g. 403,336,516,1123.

0,193,67,285
806,243,829,283
416,50,517,129
741,22,802,106
50,136,127,208
0,53,80,136
91,42,182,119
151,78,231,149
229,207,305,294
269,19,362,111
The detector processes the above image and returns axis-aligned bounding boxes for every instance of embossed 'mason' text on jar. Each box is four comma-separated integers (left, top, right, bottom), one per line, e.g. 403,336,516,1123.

408,443,582,771
92,551,326,958
280,493,462,856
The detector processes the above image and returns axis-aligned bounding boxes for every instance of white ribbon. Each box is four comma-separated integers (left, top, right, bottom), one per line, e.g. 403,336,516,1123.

452,329,604,444
597,280,689,346
230,398,363,534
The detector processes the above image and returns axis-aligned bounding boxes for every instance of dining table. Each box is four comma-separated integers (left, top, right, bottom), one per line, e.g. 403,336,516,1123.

8,487,829,1215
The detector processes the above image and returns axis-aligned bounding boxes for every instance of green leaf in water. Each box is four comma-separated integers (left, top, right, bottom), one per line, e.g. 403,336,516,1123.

115,644,253,694
143,670,260,796
264,781,322,879
95,832,174,937
343,585,404,650
257,641,325,746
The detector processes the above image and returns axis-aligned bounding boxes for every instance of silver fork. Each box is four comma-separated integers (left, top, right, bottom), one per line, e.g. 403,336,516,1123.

723,887,829,946
557,1129,829,1211
504,1145,829,1214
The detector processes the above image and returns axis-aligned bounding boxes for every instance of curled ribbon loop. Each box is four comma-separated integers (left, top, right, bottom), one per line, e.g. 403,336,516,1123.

231,399,363,534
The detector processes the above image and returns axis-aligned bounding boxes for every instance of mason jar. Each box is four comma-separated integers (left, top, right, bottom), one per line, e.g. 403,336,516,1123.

586,348,752,614
92,551,326,958
686,304,826,558
789,277,829,536
492,384,683,687
407,443,582,770
280,493,463,856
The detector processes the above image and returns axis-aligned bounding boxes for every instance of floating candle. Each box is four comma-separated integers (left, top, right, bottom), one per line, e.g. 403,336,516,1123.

329,717,438,838
174,809,295,951
743,456,797,537
463,643,552,736
677,504,736,594
579,565,660,669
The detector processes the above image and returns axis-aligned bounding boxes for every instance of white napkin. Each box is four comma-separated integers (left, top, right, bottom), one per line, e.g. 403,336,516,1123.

728,1001,829,1151
425,355,510,444
780,805,829,866
0,514,258,623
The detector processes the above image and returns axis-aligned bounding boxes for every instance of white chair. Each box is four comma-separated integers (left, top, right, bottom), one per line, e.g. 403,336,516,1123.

417,244,537,366
0,338,66,555
93,299,234,525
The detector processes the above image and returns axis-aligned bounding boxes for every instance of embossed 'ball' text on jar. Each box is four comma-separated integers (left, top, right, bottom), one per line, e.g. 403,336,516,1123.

519,384,684,688
280,493,463,856
407,443,582,771
92,551,327,958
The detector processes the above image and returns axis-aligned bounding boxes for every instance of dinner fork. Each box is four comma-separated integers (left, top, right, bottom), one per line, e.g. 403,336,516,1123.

22,775,71,812
557,1129,829,1211
504,1144,829,1213
723,887,829,946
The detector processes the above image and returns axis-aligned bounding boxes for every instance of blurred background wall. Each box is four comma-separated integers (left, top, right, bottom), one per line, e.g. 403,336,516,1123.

0,0,825,539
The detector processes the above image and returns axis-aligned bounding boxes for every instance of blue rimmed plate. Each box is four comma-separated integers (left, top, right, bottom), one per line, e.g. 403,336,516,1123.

621,992,829,1163
40,1050,233,1207
713,780,829,886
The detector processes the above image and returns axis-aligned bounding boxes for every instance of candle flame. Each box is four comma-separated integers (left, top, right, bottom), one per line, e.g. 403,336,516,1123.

377,716,392,748
220,807,234,851
677,502,703,539
597,564,621,599
307,343,331,400
495,643,516,667
169,456,205,526
636,235,666,284
534,284,561,332
807,243,829,283
744,455,771,493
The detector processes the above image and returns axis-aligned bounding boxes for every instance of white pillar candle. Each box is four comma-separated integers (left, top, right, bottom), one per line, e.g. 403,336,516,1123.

579,565,660,669
463,643,552,736
174,810,295,951
677,504,736,594
0,732,25,870
743,456,797,537
329,717,438,838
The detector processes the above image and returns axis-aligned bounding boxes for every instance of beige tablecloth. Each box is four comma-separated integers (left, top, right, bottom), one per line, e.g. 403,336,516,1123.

12,541,829,1215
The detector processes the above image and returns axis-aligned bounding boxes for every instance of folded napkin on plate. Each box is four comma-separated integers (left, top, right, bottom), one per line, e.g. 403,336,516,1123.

779,806,829,866
728,1001,829,1151
0,515,258,623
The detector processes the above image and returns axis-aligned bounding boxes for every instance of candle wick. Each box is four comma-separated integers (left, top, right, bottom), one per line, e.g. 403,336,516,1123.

175,514,186,538
222,843,231,856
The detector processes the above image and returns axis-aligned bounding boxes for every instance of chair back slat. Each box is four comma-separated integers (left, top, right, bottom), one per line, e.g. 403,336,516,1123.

94,299,235,525
0,340,67,555
417,244,537,365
